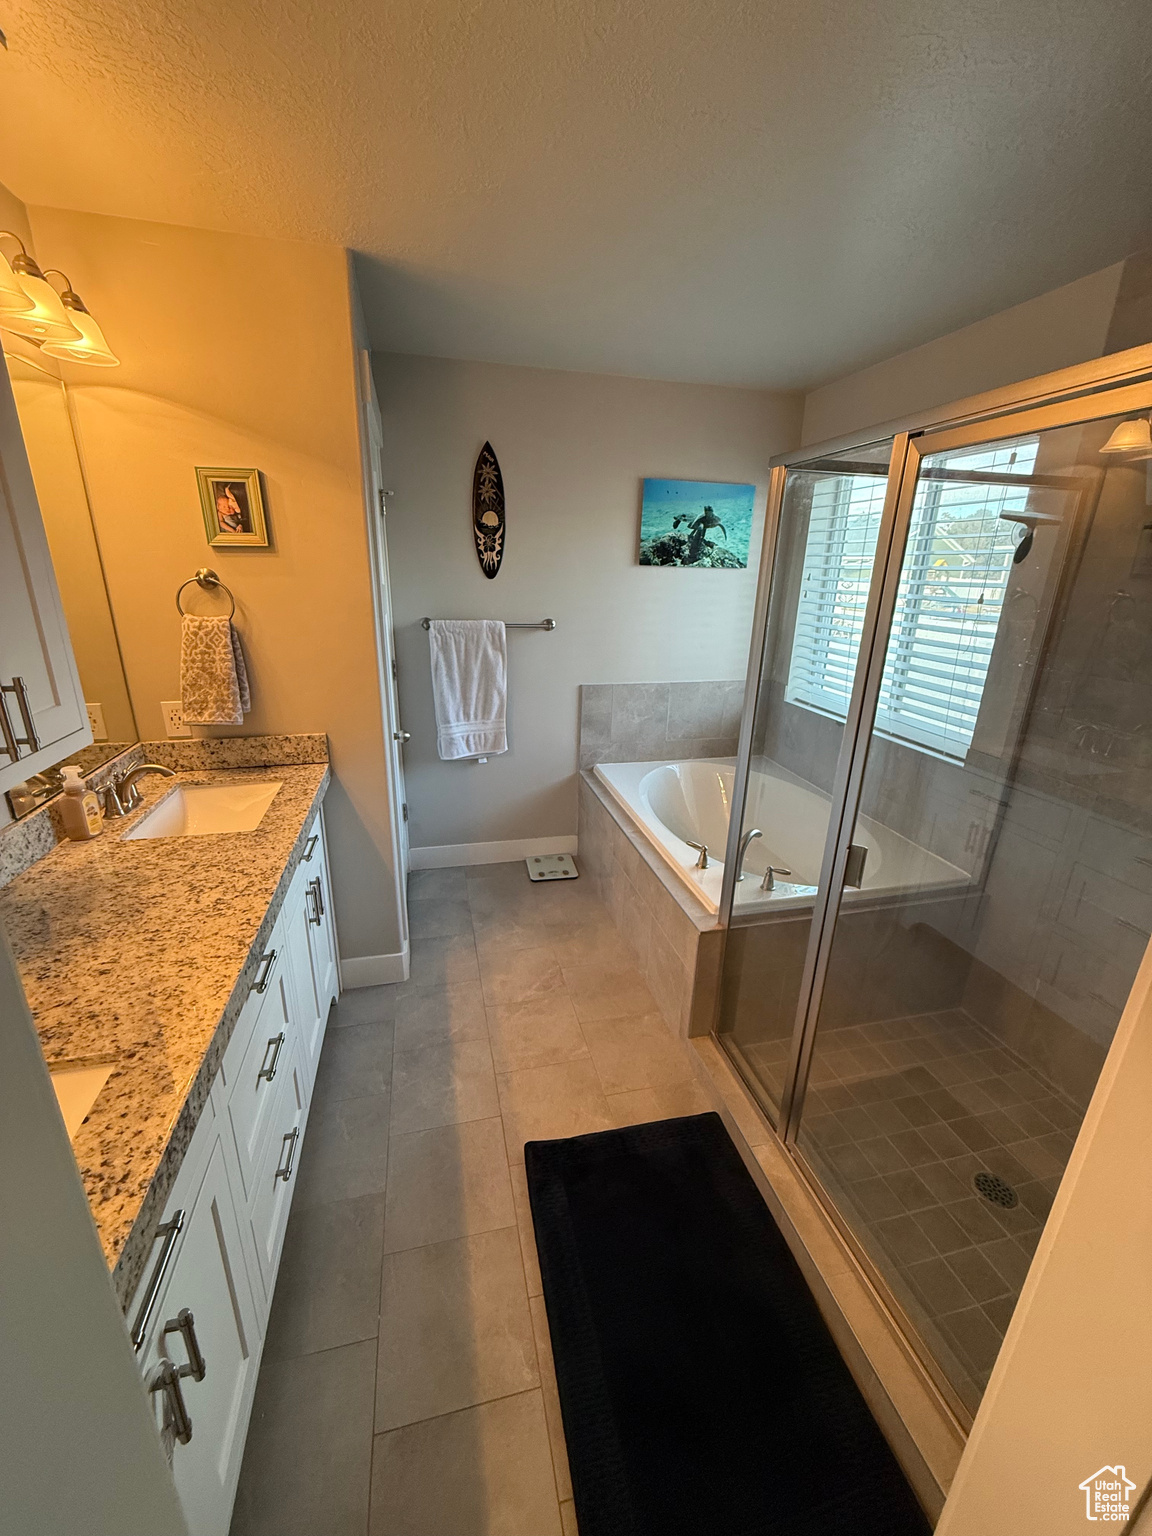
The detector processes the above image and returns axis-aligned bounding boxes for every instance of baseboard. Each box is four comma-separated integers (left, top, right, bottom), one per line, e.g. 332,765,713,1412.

339,946,410,988
408,835,578,870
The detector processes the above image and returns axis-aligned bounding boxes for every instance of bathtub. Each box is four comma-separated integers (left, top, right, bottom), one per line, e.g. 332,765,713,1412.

592,757,969,917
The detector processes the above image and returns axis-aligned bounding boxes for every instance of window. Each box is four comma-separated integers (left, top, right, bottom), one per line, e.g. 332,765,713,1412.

786,438,1039,760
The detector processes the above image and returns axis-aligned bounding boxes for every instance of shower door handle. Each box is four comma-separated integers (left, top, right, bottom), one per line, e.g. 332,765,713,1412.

843,843,868,889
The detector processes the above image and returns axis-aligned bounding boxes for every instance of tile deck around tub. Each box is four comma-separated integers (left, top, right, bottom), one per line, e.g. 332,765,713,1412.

737,1009,1079,1412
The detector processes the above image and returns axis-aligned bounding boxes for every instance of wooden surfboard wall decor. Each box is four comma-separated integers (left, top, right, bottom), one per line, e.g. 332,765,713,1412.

472,441,505,579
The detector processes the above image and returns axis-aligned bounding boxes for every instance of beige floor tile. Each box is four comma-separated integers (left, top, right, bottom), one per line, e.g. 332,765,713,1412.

531,880,610,928
263,1193,385,1361
313,1019,395,1102
529,1294,573,1502
480,942,567,1007
509,1162,542,1297
394,980,489,1048
384,1117,514,1253
369,1390,562,1536
471,902,553,950
408,932,481,989
407,896,475,940
292,1092,391,1211
562,962,657,1023
331,986,400,1029
408,867,469,902
390,1035,500,1135
376,1227,538,1431
497,1058,614,1163
580,1010,696,1094
560,1499,579,1536
606,1076,713,1128
487,993,590,1074
548,919,634,971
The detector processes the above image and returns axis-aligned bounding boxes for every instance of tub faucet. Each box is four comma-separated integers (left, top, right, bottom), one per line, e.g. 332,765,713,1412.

761,864,792,892
102,762,176,817
685,840,709,870
735,827,762,881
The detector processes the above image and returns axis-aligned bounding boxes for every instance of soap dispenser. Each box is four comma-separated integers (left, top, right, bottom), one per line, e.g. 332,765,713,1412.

59,765,103,840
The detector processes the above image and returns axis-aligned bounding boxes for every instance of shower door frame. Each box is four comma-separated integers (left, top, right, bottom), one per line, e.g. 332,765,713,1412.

715,341,1152,1429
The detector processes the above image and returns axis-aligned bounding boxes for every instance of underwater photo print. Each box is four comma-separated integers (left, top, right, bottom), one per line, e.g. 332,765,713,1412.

638,478,755,567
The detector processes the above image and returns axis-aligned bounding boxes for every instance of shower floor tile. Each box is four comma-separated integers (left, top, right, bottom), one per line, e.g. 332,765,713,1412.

737,1009,1080,1413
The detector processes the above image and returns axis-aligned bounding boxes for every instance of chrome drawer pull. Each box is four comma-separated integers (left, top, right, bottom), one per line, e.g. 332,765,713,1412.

307,880,322,926
303,834,319,861
162,1307,207,1383
275,1127,300,1182
0,692,18,761
148,1358,193,1445
258,1032,286,1083
311,876,325,917
130,1209,185,1351
250,948,277,995
8,676,39,751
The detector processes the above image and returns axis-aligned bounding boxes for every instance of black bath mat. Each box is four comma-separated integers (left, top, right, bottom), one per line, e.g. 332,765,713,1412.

525,1112,931,1536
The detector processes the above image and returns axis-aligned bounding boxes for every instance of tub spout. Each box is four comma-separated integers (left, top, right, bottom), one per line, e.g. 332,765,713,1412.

685,840,709,870
735,827,762,881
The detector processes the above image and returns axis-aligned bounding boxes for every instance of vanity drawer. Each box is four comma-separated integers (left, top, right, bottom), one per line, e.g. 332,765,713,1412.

244,1037,307,1301
224,944,297,1203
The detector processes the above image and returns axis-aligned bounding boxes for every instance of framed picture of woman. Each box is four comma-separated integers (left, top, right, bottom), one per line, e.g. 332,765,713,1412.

196,467,269,548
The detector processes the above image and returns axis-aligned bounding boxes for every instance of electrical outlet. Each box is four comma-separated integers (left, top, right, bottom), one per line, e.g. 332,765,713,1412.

86,702,107,740
161,700,192,738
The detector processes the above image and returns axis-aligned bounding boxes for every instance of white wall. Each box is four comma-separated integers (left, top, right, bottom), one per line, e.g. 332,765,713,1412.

375,353,801,853
801,263,1124,445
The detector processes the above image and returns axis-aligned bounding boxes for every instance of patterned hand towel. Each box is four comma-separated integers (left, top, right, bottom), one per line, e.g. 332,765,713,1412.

180,615,251,725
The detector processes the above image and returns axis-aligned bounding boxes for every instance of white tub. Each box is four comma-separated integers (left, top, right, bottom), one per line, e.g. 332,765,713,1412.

593,757,968,916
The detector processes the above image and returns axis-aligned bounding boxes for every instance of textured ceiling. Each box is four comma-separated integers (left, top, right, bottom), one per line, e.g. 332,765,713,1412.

1,0,1151,388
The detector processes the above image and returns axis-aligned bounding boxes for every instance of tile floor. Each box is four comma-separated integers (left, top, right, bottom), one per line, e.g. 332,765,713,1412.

737,1008,1081,1411
230,861,711,1536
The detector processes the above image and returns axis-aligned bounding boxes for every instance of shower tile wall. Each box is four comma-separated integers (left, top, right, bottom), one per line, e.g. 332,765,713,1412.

578,681,744,768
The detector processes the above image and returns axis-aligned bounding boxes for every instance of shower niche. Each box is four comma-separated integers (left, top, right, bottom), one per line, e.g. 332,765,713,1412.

714,369,1152,1421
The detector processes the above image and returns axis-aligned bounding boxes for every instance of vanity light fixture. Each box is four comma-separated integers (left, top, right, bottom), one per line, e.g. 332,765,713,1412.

1100,416,1152,457
0,232,82,343
0,243,35,317
39,271,119,366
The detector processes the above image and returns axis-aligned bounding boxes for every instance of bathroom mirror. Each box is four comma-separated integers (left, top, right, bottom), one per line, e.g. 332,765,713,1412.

2,339,140,812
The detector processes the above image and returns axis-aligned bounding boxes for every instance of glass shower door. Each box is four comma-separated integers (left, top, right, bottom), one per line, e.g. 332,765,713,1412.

791,389,1152,1417
716,437,898,1124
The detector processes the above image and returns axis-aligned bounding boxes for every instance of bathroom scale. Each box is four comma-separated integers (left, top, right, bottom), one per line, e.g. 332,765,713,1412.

526,854,579,881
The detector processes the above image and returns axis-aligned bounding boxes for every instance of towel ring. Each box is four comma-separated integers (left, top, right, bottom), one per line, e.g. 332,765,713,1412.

176,568,236,620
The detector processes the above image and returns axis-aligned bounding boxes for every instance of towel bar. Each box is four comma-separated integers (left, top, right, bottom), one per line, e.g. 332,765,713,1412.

421,617,555,631
176,568,236,619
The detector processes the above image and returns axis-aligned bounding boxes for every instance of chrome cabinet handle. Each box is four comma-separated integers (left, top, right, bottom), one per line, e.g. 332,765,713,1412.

394,730,411,742
148,1358,193,1445
258,1032,286,1083
310,875,325,917
8,677,39,751
250,948,277,995
0,690,19,762
303,834,319,861
162,1307,207,1383
275,1127,300,1182
307,879,322,925
130,1209,186,1351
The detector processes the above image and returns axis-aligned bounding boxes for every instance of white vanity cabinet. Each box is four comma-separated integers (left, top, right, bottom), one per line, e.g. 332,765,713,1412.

125,804,340,1536
0,352,91,791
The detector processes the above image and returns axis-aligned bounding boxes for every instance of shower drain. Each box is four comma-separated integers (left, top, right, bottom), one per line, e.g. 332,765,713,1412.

973,1171,1018,1209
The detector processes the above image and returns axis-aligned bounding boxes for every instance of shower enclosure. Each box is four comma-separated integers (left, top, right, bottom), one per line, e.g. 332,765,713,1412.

714,352,1152,1422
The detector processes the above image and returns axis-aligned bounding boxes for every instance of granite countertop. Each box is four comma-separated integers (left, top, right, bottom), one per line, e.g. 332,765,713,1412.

0,761,330,1307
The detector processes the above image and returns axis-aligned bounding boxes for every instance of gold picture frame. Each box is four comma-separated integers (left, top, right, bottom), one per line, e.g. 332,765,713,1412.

196,467,269,548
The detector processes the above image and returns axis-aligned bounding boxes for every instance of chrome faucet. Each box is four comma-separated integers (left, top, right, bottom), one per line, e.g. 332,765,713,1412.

102,762,176,817
761,864,793,892
685,840,709,870
735,827,762,881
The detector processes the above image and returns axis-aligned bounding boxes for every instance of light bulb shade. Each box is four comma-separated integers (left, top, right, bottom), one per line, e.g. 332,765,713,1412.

1100,418,1152,455
41,305,119,366
1,258,83,343
0,252,34,316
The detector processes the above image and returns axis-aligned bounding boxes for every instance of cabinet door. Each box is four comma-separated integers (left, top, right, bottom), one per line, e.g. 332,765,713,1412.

302,814,339,1008
139,1135,260,1536
245,1038,307,1300
0,355,89,789
283,860,325,1087
223,944,296,1202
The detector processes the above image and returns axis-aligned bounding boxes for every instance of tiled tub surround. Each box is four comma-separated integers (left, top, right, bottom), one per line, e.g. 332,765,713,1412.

0,756,330,1306
578,770,722,1039
578,680,745,769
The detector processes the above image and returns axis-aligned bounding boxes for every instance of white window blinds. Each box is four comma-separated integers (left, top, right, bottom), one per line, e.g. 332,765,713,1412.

785,438,1039,760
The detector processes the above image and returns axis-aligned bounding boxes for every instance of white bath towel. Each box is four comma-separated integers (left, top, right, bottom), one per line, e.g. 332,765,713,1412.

180,615,251,725
428,620,507,760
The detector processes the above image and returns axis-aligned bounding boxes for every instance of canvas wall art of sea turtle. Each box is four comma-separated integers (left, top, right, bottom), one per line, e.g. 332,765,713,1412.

638,479,756,567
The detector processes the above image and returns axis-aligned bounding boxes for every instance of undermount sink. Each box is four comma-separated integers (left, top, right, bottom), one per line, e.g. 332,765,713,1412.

124,781,282,840
50,1063,114,1139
